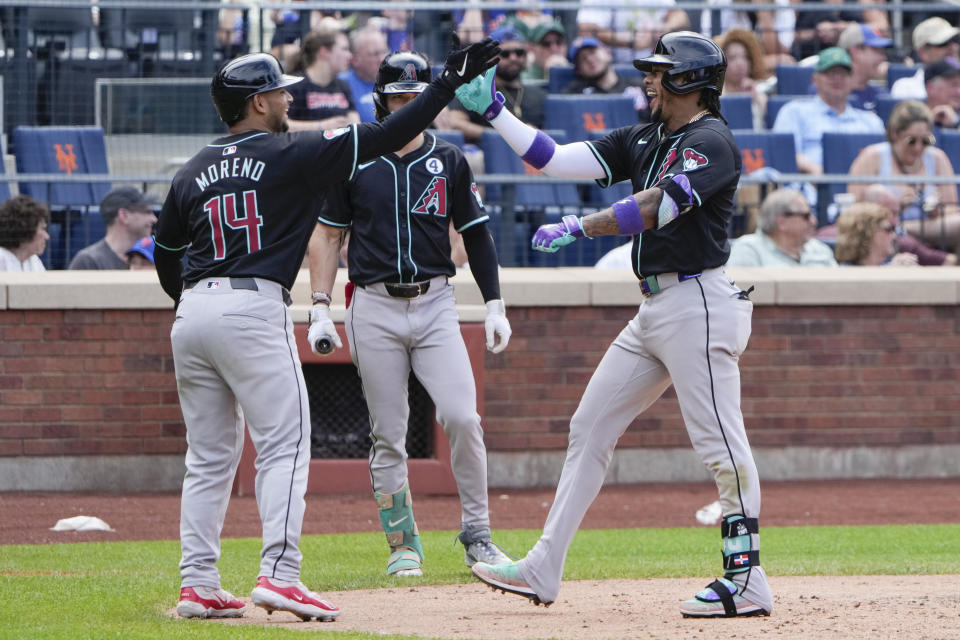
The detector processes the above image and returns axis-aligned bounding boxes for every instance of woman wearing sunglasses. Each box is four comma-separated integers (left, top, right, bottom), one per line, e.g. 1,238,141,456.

848,99,960,251
834,202,920,265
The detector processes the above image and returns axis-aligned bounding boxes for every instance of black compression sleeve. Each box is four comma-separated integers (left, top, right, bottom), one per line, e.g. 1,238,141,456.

354,79,455,162
154,246,185,304
461,224,501,302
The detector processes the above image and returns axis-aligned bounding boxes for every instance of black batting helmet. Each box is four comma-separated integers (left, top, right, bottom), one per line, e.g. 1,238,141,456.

211,53,302,125
373,51,432,122
633,31,726,96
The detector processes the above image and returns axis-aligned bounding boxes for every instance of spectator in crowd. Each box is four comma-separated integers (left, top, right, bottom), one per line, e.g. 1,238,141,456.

790,0,886,61
715,28,771,129
339,28,389,122
69,186,157,270
0,195,49,272
699,0,796,69
126,236,156,270
446,23,546,143
562,36,648,120
576,0,689,63
377,1,414,51
727,188,838,266
773,47,884,205
287,28,360,132
834,202,919,265
836,23,892,112
269,0,321,67
522,19,569,82
924,58,960,129
218,0,249,59
862,184,957,265
890,17,960,100
847,99,960,250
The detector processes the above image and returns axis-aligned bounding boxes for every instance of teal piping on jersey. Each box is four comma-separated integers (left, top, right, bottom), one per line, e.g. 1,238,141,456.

400,135,440,282
347,125,359,181
584,140,614,189
206,132,269,147
153,234,189,252
381,156,403,280
456,216,489,233
316,215,349,228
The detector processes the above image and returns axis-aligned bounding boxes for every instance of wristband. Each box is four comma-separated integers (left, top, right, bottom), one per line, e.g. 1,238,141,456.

521,131,557,170
311,291,332,306
612,196,645,235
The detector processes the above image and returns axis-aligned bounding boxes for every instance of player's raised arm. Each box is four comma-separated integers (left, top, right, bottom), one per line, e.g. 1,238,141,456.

454,68,606,180
353,38,501,162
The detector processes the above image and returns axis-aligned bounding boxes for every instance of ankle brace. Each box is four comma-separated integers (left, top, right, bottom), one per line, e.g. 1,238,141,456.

721,514,759,576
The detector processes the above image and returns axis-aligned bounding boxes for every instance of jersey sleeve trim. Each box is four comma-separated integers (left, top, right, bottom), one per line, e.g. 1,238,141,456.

456,215,489,233
585,140,614,188
316,215,350,228
347,124,359,181
153,237,190,252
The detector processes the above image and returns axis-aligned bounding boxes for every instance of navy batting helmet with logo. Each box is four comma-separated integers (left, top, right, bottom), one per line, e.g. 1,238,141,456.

211,53,303,125
633,31,726,96
373,51,432,122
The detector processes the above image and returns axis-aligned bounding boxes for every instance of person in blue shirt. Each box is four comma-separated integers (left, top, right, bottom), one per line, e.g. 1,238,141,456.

836,23,892,112
338,28,389,123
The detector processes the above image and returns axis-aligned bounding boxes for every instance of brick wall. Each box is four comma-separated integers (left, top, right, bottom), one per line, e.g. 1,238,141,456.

4,303,957,460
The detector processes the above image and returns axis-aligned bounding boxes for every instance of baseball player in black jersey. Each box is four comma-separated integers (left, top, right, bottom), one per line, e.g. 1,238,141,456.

306,51,512,578
455,32,772,618
152,42,501,621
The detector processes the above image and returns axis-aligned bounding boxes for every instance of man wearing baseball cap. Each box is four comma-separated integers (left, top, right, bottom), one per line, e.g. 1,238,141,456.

772,47,884,204
837,23,892,111
924,57,960,128
68,186,158,270
562,36,648,119
522,19,568,82
891,17,960,100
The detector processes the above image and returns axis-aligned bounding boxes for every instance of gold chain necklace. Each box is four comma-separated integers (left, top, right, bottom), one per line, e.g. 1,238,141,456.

689,109,710,124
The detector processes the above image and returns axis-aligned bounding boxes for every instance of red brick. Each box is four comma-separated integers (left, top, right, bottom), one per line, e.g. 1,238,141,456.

123,356,164,373
100,439,144,454
3,358,44,373
121,390,162,405
1,390,43,405
24,409,65,425
0,440,23,455
103,341,144,356
0,423,34,438
83,357,124,373
41,390,85,405
62,310,103,324
23,439,67,455
62,406,103,422
104,310,141,324
2,326,43,341
0,375,23,389
103,406,141,421
142,437,186,454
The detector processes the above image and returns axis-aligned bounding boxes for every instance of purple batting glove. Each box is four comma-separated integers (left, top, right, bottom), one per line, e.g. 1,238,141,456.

531,215,585,253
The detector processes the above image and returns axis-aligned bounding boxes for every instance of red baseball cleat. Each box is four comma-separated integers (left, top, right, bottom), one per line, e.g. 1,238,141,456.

176,586,246,619
250,576,340,622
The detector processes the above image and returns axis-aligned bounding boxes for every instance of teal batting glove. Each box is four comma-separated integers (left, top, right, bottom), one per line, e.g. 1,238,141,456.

454,68,505,120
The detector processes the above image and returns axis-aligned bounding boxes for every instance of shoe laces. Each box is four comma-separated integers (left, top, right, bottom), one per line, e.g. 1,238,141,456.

467,538,513,563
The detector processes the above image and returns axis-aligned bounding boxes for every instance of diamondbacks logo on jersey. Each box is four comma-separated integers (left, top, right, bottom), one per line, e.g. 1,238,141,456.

399,63,417,82
412,176,447,216
682,148,709,171
656,148,678,182
470,183,484,208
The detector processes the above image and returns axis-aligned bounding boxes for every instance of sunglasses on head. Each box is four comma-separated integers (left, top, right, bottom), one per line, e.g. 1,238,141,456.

904,134,935,147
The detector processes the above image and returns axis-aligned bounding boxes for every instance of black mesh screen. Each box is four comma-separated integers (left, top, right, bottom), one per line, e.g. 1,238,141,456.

303,363,434,460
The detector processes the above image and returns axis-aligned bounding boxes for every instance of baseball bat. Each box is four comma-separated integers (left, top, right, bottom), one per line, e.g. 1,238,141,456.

314,338,334,355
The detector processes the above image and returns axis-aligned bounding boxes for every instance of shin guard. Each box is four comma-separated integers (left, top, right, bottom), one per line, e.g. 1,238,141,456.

375,480,424,575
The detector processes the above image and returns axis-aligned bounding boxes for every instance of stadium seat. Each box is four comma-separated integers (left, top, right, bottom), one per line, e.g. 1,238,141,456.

765,95,806,129
546,66,576,93
12,126,112,267
821,131,885,216
775,65,814,95
875,95,902,125
720,94,753,130
480,129,579,207
886,63,916,88
732,130,798,176
543,94,637,142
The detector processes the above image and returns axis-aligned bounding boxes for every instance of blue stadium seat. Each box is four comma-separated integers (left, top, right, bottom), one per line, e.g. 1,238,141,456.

12,126,112,267
821,131,885,212
0,140,11,203
547,64,641,93
875,95,902,125
543,94,637,142
720,94,753,130
731,130,798,176
480,129,579,208
936,129,960,173
775,65,814,95
887,63,917,88
765,95,806,129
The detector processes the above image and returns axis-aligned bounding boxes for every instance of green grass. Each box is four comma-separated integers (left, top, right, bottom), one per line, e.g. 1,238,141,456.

1,525,958,640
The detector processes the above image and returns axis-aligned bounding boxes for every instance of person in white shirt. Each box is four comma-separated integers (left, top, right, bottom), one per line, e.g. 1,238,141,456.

727,188,838,267
890,17,960,101
576,0,688,63
0,195,50,272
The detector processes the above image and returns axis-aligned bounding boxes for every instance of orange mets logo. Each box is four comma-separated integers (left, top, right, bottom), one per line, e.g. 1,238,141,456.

54,144,78,175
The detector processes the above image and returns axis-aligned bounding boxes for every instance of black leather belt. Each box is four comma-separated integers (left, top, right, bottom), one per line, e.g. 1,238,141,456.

383,281,430,298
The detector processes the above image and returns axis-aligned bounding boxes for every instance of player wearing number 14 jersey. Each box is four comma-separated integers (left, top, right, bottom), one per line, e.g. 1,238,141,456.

152,43,500,621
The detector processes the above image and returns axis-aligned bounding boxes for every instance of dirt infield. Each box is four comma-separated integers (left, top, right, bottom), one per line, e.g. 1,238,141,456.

7,480,960,640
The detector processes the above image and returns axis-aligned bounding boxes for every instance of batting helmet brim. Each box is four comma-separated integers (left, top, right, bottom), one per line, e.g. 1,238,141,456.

633,54,675,73
379,81,429,95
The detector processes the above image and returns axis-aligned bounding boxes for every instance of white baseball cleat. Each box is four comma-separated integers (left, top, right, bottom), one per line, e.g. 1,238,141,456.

251,576,340,622
176,586,246,618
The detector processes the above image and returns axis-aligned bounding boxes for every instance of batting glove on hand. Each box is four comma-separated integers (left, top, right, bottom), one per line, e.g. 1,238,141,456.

454,68,505,120
484,299,511,353
531,215,585,253
439,36,501,90
307,305,342,356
